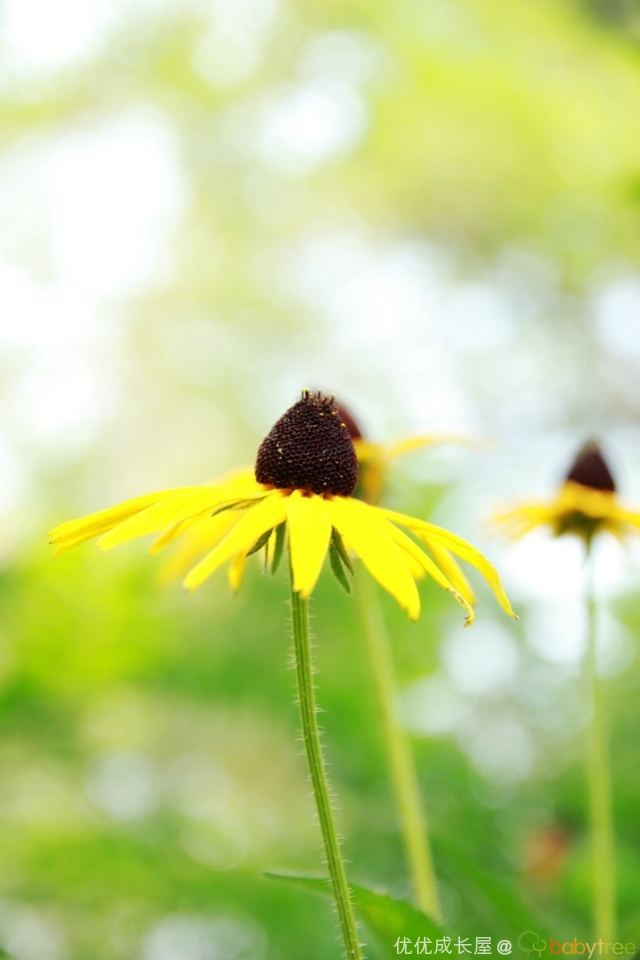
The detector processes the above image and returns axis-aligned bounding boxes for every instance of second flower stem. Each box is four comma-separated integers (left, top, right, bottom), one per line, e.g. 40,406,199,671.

289,569,363,960
355,575,442,922
584,557,616,941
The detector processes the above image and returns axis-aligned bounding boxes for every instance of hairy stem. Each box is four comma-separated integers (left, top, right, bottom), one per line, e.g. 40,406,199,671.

355,575,442,921
585,554,616,941
289,568,363,960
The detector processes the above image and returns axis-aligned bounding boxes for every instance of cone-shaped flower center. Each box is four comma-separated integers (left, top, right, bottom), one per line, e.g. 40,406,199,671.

255,390,359,496
565,442,616,493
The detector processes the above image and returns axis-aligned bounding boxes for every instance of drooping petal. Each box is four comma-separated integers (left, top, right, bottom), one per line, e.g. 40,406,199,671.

492,501,558,538
329,497,420,620
559,482,617,519
351,441,386,504
378,506,517,619
157,510,244,584
352,440,384,462
424,540,476,606
98,483,267,551
287,491,332,598
150,469,260,555
384,521,474,624
48,488,193,550
51,533,101,557
361,463,386,505
183,492,288,592
150,516,203,555
228,552,247,592
397,548,427,581
615,505,640,534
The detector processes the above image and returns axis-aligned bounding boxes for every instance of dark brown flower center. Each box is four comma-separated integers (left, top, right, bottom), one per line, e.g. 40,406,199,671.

565,442,616,493
255,390,359,496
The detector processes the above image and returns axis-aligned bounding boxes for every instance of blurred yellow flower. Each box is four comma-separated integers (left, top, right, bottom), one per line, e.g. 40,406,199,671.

336,401,481,608
49,391,515,623
494,442,640,544
336,401,480,505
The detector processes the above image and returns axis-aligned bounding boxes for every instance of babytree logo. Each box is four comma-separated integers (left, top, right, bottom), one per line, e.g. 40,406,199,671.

549,940,636,957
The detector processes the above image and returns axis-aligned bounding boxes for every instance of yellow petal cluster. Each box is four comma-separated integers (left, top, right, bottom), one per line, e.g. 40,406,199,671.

49,475,516,624
494,480,640,543
354,433,482,504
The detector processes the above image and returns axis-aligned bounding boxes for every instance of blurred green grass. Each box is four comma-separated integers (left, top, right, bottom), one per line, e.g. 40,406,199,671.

0,499,639,955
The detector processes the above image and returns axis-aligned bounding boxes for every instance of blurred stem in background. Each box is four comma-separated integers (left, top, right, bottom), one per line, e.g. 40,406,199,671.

289,563,364,960
355,574,442,922
584,551,616,942
339,405,450,921
494,441,635,939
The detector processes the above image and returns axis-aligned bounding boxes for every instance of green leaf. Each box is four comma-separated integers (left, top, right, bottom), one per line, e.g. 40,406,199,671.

211,497,265,517
435,839,550,940
246,528,273,557
329,538,352,594
331,527,354,574
270,522,286,574
264,870,444,959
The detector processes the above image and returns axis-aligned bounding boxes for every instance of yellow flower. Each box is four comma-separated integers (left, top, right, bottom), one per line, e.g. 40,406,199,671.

494,442,640,544
155,400,481,603
336,401,480,505
49,391,516,624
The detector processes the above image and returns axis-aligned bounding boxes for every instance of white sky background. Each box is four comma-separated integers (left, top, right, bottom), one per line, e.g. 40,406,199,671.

1,0,640,795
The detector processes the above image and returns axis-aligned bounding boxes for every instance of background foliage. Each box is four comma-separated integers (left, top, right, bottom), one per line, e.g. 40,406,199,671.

1,0,640,957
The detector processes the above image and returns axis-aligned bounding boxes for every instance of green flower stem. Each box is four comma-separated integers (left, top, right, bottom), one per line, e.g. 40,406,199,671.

584,555,616,941
355,575,442,922
289,568,363,960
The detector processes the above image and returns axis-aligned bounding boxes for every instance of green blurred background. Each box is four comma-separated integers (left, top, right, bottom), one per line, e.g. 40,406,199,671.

1,0,640,956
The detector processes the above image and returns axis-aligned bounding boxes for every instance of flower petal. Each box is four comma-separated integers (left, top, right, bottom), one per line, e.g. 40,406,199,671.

287,491,332,598
378,506,517,619
150,515,203,555
98,484,266,551
385,433,482,459
183,491,288,591
157,510,244,584
384,521,474,624
615,505,640,533
560,482,617,519
352,440,383,462
492,501,558,538
424,540,475,606
397,548,427,581
228,552,247,592
150,467,259,554
329,497,420,620
48,488,193,549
